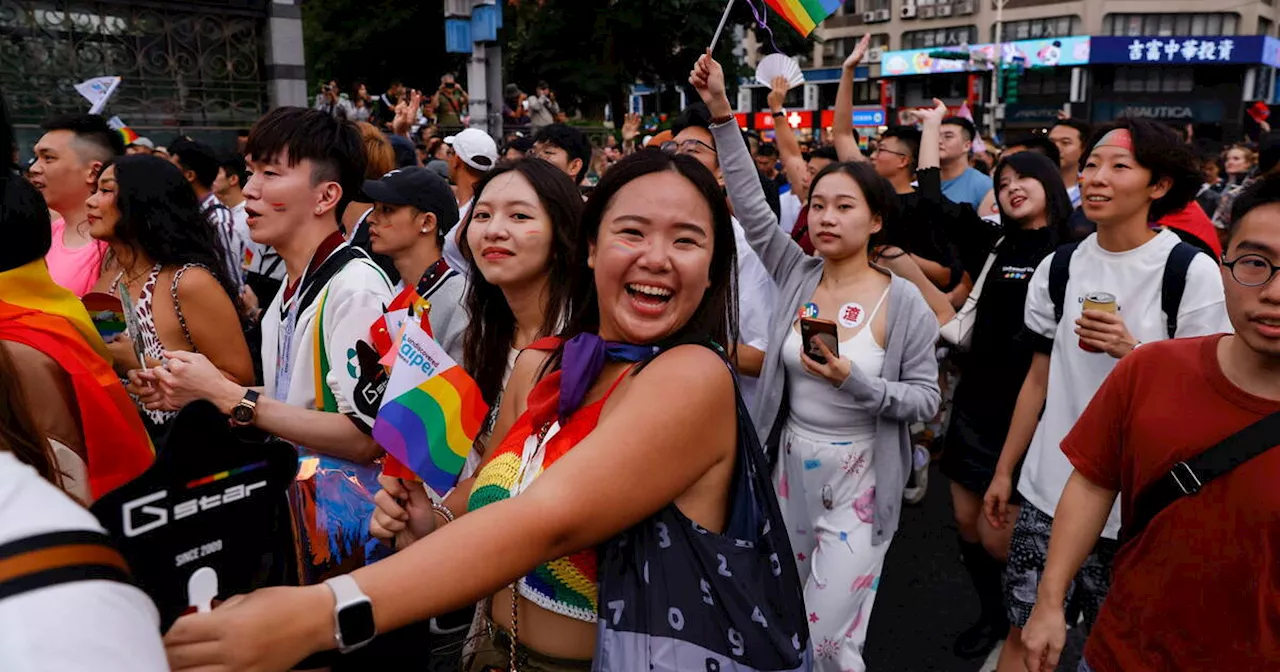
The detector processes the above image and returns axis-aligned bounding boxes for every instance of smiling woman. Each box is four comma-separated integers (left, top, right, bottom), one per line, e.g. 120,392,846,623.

162,148,810,672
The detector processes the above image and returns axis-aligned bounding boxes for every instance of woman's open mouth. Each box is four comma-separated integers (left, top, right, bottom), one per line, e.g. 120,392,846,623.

626,283,673,314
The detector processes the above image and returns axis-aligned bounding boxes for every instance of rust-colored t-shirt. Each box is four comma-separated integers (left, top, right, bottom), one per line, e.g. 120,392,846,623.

1062,334,1280,671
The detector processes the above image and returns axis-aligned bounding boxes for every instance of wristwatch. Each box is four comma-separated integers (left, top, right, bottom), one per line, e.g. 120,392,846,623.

324,574,377,653
229,389,259,426
772,109,787,119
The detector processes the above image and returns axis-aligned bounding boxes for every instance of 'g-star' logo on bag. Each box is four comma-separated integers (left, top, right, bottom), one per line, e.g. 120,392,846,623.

121,462,273,537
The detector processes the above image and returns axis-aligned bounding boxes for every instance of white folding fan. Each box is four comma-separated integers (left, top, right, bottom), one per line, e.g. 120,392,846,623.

755,53,805,89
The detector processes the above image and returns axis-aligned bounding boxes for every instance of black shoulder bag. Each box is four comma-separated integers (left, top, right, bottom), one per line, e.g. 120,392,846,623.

1122,411,1280,544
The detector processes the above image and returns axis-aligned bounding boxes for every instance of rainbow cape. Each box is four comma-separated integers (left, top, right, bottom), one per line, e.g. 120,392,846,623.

372,318,487,496
0,260,153,498
765,0,841,36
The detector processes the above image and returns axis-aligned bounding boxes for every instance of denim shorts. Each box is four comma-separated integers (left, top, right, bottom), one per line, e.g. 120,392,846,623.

1004,501,1118,628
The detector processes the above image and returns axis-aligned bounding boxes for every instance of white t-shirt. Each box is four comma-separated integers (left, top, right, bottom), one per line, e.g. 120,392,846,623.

441,199,473,276
0,453,167,671
779,191,802,235
261,242,394,424
733,217,777,408
238,202,287,282
1018,229,1231,538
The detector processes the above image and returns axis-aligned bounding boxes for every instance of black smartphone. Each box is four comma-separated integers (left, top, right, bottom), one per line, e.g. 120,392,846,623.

800,317,839,364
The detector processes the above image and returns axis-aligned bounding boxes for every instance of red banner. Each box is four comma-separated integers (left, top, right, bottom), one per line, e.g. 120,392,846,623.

754,110,814,130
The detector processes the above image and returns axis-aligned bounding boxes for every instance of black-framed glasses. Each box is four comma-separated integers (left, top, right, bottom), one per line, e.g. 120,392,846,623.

1222,253,1280,287
871,147,907,158
660,139,716,155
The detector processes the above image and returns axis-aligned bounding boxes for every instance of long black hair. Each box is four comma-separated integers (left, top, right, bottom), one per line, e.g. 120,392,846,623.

993,151,1073,241
460,158,582,407
102,155,242,311
554,148,739,368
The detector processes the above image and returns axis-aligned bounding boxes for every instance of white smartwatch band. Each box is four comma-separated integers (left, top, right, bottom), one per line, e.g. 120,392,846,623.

324,574,376,653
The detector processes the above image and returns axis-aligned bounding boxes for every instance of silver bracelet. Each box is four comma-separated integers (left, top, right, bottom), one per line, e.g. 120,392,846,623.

430,503,456,525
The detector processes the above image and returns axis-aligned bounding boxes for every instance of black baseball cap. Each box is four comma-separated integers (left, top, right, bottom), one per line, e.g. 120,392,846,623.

362,167,460,232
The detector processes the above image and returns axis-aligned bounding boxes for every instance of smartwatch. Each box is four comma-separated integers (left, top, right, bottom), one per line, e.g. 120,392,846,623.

324,574,376,654
230,389,259,426
772,110,787,119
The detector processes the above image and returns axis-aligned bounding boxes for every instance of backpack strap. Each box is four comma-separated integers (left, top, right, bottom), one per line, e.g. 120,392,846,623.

1049,241,1081,323
298,246,369,315
1161,242,1202,338
0,530,134,602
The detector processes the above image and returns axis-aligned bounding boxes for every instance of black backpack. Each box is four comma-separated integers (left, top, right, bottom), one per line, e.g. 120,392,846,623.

1048,240,1204,338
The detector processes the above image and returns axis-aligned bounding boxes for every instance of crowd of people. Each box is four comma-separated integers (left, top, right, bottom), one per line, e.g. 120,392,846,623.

2,43,1278,672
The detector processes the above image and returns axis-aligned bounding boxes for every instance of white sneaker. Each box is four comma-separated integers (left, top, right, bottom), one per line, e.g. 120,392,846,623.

903,445,930,505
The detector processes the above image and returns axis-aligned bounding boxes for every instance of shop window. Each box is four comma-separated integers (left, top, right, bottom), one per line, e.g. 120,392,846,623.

902,26,978,50
1103,13,1243,37
1114,67,1195,94
991,16,1081,41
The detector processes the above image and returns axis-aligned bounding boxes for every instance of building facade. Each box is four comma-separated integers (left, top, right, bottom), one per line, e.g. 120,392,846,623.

741,1,1279,142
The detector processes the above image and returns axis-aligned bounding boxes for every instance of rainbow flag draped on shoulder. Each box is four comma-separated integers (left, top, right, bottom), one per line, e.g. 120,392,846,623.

372,318,487,497
765,0,841,36
0,260,153,498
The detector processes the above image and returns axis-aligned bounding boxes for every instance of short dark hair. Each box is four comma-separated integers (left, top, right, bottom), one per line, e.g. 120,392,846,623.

169,137,221,189
993,151,1074,241
671,102,714,137
1084,118,1201,222
245,106,366,220
40,114,124,162
536,80,549,90
879,126,922,166
941,116,976,143
504,135,535,155
1006,134,1062,168
0,175,53,271
221,153,249,188
1228,173,1280,238
756,143,779,159
1051,118,1092,145
809,146,839,163
533,123,592,184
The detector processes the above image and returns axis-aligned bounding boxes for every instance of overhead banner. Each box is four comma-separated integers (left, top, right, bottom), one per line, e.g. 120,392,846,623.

881,36,1091,77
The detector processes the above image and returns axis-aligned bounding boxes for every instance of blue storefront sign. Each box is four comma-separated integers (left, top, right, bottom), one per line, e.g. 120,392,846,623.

881,36,1091,77
852,109,886,126
1090,36,1280,67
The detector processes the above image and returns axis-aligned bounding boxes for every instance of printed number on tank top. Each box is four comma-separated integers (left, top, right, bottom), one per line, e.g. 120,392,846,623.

607,599,625,625
717,553,733,577
655,521,672,548
729,627,746,656
668,606,685,631
701,578,715,605
752,606,769,629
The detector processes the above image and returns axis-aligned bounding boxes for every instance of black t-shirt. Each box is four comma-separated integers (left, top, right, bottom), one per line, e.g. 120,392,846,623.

887,168,971,291
949,226,1061,449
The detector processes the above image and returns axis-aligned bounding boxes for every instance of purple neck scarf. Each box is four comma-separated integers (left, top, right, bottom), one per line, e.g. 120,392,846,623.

557,333,658,423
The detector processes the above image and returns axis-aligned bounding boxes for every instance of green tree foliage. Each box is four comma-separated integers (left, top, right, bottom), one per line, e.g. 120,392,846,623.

302,0,469,98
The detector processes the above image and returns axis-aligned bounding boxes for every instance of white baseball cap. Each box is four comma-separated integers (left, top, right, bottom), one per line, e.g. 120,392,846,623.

444,128,499,172
130,137,155,150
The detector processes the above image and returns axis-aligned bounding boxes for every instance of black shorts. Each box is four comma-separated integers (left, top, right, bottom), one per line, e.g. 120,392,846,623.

939,408,1023,503
1004,501,1117,628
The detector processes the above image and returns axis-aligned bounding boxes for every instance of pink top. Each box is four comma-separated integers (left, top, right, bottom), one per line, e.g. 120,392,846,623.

45,217,107,297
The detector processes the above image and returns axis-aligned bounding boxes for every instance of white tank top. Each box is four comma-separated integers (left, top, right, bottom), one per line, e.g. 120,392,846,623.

782,287,890,436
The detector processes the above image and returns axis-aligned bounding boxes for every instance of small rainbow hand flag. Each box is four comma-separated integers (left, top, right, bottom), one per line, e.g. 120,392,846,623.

765,0,841,36
372,319,488,497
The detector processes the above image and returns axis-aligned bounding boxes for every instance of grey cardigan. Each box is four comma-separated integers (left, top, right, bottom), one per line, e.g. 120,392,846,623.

711,121,942,545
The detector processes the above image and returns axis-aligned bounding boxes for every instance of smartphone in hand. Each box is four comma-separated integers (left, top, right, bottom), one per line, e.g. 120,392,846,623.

800,317,839,364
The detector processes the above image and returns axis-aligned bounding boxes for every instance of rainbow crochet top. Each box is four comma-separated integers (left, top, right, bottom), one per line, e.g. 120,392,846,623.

468,369,617,623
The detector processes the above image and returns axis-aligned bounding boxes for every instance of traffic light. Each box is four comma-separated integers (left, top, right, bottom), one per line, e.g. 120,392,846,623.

1001,56,1027,105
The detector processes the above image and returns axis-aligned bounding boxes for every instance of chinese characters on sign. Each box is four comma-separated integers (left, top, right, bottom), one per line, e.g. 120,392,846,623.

1125,38,1235,63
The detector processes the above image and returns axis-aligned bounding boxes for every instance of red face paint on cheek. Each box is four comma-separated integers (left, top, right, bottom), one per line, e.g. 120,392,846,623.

269,202,287,212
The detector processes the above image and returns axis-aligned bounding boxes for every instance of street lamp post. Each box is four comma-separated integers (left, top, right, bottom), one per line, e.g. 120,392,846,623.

988,0,1005,139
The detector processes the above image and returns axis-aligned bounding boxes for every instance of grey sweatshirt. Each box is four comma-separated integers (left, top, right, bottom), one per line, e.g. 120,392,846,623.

710,120,942,545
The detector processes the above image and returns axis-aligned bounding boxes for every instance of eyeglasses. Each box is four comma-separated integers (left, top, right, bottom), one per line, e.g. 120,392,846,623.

871,147,907,158
1222,253,1280,287
660,139,716,156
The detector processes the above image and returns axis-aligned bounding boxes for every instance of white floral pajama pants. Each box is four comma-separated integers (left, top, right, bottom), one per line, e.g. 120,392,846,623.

774,423,892,672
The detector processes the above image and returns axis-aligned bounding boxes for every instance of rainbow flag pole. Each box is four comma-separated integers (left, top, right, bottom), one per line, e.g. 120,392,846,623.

764,0,842,36
710,0,737,50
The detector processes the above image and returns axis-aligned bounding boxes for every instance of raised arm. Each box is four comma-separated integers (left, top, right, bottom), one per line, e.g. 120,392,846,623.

834,35,871,163
768,77,811,201
692,52,812,282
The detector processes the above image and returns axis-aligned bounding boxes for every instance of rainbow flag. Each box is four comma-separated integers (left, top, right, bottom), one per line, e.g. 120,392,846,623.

765,0,841,36
372,319,487,497
0,260,153,498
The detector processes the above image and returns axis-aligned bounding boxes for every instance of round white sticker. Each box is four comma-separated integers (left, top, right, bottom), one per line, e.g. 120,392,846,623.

837,302,866,328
